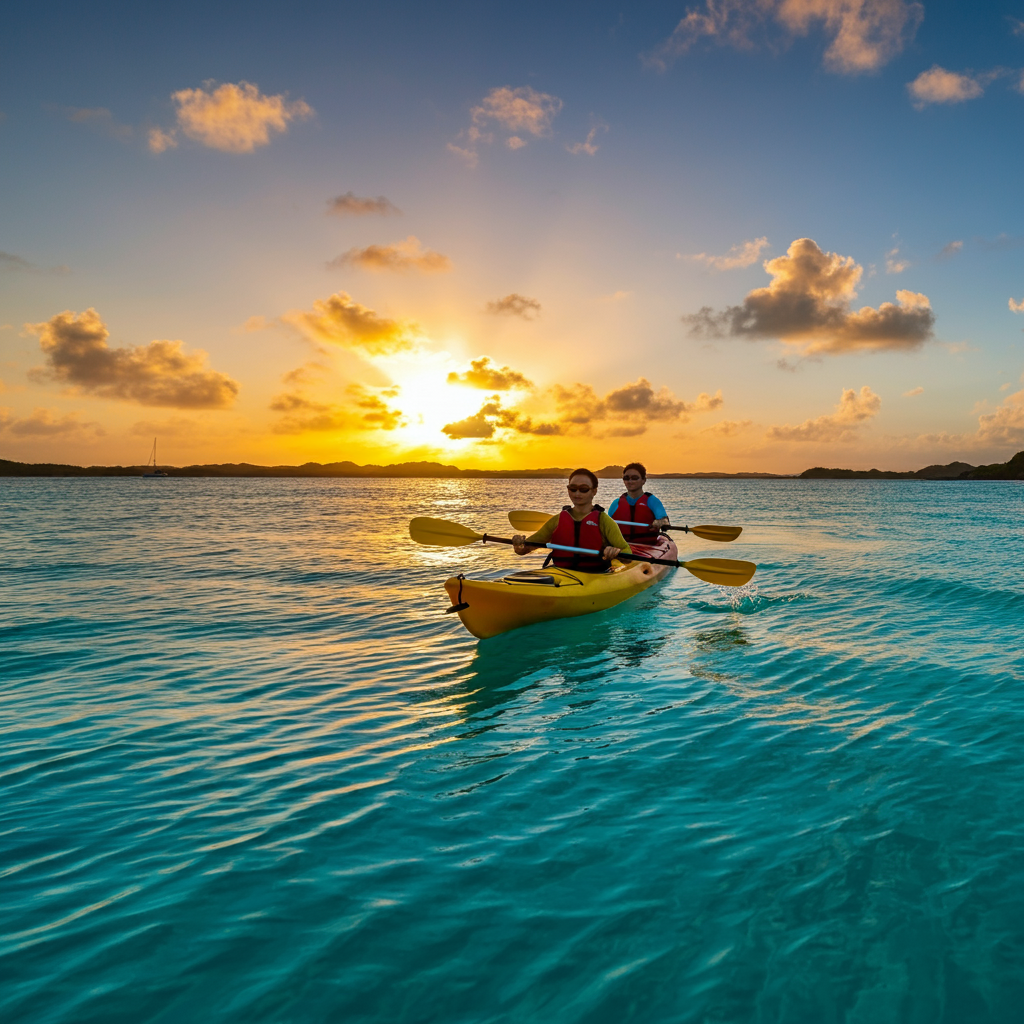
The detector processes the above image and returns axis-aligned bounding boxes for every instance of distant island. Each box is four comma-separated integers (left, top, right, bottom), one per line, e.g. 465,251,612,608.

1,452,1021,479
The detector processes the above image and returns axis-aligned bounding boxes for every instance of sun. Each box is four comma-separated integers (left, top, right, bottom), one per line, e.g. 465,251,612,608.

387,365,494,448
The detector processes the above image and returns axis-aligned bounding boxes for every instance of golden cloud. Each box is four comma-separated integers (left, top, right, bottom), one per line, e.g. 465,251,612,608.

689,237,769,270
485,294,541,319
907,66,984,108
162,81,313,154
283,292,418,356
329,236,451,273
766,385,881,441
449,86,563,166
0,406,104,437
646,0,922,74
977,389,1024,445
566,121,609,156
147,127,178,153
327,192,401,216
27,308,239,409
447,357,533,390
684,238,935,354
270,383,403,434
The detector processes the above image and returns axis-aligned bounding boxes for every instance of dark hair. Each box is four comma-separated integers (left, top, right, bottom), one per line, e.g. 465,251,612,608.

568,467,599,489
623,462,647,479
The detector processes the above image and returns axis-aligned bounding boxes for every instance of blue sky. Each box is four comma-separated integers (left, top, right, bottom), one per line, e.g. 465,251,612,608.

2,0,1023,470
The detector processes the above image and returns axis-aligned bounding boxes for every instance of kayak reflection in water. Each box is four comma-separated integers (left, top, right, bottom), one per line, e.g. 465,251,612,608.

608,461,670,545
511,468,630,572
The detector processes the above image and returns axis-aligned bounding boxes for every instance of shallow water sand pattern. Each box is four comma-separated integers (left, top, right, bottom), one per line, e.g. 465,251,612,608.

2,478,1022,1022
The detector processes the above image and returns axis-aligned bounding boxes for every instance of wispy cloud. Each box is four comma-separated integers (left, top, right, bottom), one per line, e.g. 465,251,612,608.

327,192,401,216
684,237,935,354
885,246,910,273
903,386,924,396
27,308,239,409
907,66,986,108
60,106,133,141
449,86,563,167
447,357,533,390
645,0,923,75
270,382,403,433
329,236,451,273
937,240,963,260
1009,297,1024,313
0,251,69,275
767,385,881,441
485,293,541,319
151,81,313,154
0,406,104,437
283,291,419,356
566,119,609,156
689,236,769,270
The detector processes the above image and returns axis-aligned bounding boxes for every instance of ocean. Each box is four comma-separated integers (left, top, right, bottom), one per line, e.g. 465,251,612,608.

2,476,1022,1022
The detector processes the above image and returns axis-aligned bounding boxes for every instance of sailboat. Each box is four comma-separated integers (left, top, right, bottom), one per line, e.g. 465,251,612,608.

142,438,169,478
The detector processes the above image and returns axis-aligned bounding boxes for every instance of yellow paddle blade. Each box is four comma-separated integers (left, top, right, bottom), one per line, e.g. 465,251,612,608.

682,557,757,588
508,510,555,533
409,516,484,547
689,524,743,543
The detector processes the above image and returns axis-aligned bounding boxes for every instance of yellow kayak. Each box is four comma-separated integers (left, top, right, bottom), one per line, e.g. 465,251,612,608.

443,536,678,639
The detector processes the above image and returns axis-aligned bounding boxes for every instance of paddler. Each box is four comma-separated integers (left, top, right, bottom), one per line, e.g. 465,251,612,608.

512,468,630,571
607,462,670,544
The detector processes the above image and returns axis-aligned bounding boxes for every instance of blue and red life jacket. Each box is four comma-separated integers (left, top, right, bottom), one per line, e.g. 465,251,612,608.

549,504,610,572
616,492,659,543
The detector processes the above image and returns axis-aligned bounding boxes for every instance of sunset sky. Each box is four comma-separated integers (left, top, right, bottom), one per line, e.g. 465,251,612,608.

2,0,1023,472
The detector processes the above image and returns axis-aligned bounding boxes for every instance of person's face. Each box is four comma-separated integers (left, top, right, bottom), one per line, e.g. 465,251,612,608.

566,475,595,508
622,470,645,495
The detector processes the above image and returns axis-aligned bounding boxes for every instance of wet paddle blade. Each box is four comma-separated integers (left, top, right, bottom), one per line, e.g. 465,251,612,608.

508,510,554,533
682,557,757,587
689,524,743,543
409,516,483,547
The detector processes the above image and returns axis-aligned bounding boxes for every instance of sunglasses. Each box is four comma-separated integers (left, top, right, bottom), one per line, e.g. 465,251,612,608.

622,475,643,481
567,484,593,493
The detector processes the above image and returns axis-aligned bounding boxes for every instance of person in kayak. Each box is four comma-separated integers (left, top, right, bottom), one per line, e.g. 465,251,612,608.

607,462,669,544
512,468,630,571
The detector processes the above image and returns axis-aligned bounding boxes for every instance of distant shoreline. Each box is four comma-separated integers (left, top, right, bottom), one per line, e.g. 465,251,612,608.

2,454,1021,479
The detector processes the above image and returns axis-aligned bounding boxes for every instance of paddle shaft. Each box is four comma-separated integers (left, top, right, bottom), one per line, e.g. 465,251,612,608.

481,534,683,569
611,519,698,535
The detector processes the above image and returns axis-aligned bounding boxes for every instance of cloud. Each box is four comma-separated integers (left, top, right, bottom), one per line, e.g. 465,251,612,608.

327,192,401,216
329,236,451,273
27,308,239,409
701,419,753,436
1009,297,1024,313
447,357,533,390
443,378,722,442
908,66,985,108
937,240,963,260
283,291,419,356
645,0,922,74
977,389,1024,445
271,384,404,434
237,315,270,333
485,293,541,319
0,251,70,275
159,81,313,154
885,246,910,273
684,237,935,354
767,385,881,441
281,361,330,386
566,120,609,156
61,106,133,141
689,236,769,270
449,86,563,166
0,406,104,437
903,386,924,396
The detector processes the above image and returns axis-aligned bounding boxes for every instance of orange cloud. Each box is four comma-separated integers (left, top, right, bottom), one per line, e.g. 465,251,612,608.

449,86,563,166
159,81,313,154
329,236,451,273
689,237,769,270
327,192,401,216
0,406,104,437
485,293,541,319
27,308,239,409
684,238,935,354
646,0,922,74
566,120,609,156
283,292,418,356
270,383,404,434
767,385,881,441
907,66,985,108
977,389,1024,445
447,357,533,390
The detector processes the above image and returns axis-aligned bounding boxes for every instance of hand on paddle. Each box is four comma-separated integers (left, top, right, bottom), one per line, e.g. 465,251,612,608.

512,532,622,561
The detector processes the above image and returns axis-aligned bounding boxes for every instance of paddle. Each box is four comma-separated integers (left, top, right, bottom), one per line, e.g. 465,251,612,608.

410,516,756,587
507,510,742,543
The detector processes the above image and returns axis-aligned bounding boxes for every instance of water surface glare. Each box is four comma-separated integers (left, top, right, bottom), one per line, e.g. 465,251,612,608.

2,477,1023,1022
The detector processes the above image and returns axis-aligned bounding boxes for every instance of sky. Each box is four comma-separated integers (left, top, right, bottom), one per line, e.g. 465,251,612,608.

2,0,1023,473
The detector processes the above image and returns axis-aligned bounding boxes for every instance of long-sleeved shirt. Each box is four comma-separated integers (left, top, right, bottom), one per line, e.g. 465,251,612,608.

526,510,630,552
607,492,668,522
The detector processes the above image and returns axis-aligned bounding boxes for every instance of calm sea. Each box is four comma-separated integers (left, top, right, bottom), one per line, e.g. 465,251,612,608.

2,477,1022,1023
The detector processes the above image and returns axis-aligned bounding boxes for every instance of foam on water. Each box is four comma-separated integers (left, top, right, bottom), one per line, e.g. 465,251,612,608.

1,477,1022,1022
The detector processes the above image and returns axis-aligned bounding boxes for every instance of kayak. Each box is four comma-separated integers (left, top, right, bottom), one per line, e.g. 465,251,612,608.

443,535,679,639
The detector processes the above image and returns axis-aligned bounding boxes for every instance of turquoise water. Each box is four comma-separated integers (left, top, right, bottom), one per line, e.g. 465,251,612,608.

2,477,1022,1022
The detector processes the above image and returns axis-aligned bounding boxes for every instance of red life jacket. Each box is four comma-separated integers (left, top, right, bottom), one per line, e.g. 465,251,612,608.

549,505,610,572
616,492,659,543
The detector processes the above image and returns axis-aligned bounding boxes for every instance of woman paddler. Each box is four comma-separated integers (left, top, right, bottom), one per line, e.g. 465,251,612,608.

607,462,669,544
511,468,630,571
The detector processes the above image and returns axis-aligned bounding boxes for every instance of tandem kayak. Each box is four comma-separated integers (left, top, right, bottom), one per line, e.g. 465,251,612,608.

443,535,679,639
